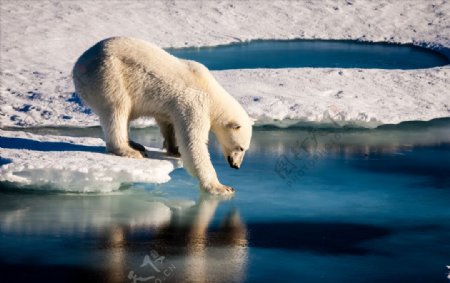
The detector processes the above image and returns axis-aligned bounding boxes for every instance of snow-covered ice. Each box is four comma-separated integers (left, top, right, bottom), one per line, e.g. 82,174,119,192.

0,130,180,192
0,0,449,128
218,67,450,127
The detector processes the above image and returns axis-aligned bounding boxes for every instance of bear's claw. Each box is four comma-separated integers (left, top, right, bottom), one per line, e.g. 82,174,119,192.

202,183,235,195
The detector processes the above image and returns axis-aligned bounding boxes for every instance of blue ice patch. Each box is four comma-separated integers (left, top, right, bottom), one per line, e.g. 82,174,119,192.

0,157,12,166
17,104,32,112
66,92,92,115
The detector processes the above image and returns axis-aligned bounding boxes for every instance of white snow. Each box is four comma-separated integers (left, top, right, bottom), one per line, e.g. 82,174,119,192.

0,130,181,192
218,67,450,127
0,0,449,128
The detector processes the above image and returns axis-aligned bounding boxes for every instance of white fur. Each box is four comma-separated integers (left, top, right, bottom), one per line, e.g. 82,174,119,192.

72,37,253,195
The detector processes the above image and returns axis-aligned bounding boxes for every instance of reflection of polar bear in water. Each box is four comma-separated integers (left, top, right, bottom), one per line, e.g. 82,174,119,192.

73,37,253,195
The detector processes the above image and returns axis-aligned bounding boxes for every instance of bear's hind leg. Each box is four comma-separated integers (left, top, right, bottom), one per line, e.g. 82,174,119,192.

157,119,180,157
101,110,145,159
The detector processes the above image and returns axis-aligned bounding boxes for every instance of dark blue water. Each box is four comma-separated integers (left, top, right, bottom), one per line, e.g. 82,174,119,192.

166,40,449,70
0,120,450,283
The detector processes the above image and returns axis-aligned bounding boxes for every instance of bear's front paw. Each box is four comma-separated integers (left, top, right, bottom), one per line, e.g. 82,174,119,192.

202,183,235,195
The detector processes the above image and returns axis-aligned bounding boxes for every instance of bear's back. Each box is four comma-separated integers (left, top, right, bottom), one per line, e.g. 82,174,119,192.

73,37,222,106
75,37,185,76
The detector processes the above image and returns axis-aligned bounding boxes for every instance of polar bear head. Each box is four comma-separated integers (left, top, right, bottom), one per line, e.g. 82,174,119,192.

214,116,253,170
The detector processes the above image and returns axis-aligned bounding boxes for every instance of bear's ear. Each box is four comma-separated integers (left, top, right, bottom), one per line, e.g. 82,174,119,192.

227,122,241,130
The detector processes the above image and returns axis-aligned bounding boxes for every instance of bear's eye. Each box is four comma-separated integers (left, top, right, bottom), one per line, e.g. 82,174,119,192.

227,122,241,130
238,146,244,151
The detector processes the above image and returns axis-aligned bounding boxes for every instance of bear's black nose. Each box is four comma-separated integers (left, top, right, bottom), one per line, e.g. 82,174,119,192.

227,156,239,169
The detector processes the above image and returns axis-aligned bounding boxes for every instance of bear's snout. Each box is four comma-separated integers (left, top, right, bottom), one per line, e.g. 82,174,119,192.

227,156,240,169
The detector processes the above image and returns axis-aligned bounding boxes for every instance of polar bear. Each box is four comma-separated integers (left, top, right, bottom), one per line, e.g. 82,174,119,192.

72,37,253,195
